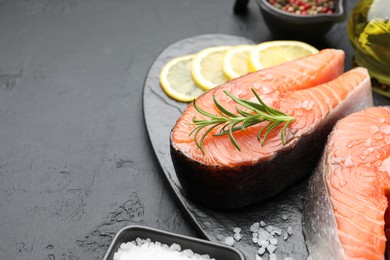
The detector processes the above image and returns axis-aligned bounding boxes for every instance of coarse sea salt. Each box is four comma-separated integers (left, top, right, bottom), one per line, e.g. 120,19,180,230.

225,218,295,259
225,236,235,246
114,238,215,260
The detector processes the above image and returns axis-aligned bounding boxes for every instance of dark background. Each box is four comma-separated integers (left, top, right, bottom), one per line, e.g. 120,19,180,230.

0,0,359,259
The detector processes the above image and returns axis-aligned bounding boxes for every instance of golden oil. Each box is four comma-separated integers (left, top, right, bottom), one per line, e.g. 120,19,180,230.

348,0,390,97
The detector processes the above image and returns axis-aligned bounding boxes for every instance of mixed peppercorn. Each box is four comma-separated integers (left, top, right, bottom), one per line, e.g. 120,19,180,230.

267,0,336,15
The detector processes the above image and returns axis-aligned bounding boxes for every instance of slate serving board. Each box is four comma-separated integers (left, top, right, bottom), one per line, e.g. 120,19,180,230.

143,34,389,260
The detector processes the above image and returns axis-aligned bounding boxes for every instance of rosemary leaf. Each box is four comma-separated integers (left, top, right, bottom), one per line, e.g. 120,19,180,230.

190,89,295,154
213,95,237,118
229,121,242,151
260,121,282,146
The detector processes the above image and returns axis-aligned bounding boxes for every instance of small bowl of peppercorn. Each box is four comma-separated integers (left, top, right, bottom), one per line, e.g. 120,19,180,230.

256,0,346,39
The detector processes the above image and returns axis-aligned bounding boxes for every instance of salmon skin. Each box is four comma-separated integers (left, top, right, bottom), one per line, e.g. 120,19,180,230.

170,49,373,209
303,107,390,260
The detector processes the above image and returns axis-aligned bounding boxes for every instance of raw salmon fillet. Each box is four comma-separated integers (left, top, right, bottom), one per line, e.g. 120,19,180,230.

303,106,390,260
170,49,373,209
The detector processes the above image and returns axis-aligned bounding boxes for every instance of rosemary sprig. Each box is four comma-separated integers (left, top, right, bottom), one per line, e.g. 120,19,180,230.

190,88,295,154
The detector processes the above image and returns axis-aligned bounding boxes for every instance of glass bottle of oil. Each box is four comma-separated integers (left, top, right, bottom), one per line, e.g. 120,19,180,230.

348,0,390,97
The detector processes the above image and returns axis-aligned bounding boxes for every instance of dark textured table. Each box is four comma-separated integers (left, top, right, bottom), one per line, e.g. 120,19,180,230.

0,0,366,259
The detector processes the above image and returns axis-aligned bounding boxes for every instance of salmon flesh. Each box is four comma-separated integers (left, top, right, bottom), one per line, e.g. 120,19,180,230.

303,106,390,260
170,49,373,209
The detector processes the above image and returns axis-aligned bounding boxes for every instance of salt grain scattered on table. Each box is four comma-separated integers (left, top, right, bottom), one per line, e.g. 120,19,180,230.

250,222,260,232
283,231,289,241
224,236,235,246
267,244,277,254
287,226,293,235
258,229,269,240
258,246,266,255
233,233,242,242
266,225,273,233
233,227,242,241
258,240,269,248
233,227,241,234
271,226,282,236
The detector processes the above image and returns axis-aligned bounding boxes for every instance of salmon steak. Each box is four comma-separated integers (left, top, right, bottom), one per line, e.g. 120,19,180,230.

303,106,390,260
170,49,373,209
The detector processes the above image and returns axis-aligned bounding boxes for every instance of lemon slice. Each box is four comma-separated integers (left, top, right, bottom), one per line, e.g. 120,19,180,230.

191,46,232,91
160,55,204,102
223,44,254,80
249,41,319,72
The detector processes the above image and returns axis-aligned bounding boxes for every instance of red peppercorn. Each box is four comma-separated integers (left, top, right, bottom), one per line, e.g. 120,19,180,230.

267,0,336,15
